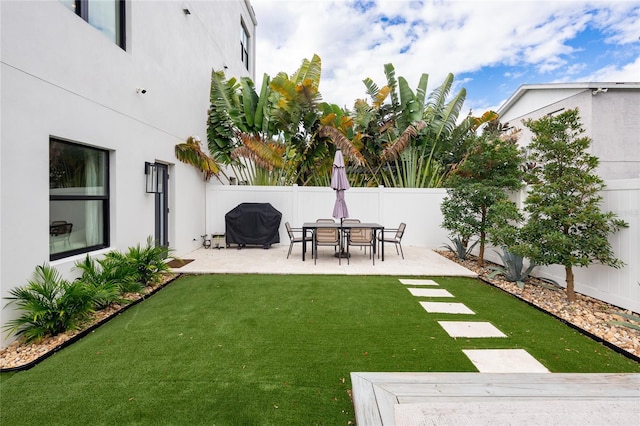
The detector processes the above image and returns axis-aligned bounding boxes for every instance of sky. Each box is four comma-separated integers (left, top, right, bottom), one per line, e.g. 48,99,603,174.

250,0,640,115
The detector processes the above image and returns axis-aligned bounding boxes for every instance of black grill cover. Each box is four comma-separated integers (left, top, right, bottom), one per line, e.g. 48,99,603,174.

225,203,282,248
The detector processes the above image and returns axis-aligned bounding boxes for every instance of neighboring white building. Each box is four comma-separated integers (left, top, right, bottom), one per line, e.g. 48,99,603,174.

0,0,257,347
497,82,640,180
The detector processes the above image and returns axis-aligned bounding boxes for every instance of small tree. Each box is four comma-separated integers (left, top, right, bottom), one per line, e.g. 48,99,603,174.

441,131,524,266
516,109,627,302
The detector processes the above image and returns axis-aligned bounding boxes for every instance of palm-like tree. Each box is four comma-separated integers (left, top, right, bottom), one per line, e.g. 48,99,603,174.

198,56,496,188
206,69,283,185
205,55,327,185
324,65,497,187
174,136,224,182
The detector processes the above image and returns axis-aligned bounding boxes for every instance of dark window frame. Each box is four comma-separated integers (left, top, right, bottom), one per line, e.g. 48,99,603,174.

241,20,250,70
65,0,126,49
49,138,110,261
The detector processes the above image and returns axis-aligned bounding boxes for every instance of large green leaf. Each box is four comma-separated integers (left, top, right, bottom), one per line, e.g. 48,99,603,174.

255,74,271,133
415,73,429,107
240,77,258,129
383,63,399,108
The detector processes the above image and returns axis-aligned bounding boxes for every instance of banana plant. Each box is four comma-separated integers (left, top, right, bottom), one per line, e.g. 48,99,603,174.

353,66,492,187
206,69,287,184
205,55,332,186
174,136,224,182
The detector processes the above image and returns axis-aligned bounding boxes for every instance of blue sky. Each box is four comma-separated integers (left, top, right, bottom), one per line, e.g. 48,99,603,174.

251,0,640,115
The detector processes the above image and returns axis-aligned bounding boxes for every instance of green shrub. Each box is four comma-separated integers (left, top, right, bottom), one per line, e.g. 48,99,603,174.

442,236,478,260
104,236,175,286
74,255,142,309
4,265,94,342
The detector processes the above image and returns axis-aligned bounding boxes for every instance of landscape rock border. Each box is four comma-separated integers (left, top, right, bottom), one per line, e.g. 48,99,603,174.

0,274,179,372
437,250,640,363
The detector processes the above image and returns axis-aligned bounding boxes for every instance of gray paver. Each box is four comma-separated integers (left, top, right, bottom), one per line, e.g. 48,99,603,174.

438,321,507,338
420,302,475,314
407,288,454,297
463,349,549,373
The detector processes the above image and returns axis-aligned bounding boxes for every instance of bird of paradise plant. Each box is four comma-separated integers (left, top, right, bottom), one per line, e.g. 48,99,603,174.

174,136,224,182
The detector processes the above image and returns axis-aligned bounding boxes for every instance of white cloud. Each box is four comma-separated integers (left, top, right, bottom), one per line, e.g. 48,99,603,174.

588,55,640,82
251,0,640,108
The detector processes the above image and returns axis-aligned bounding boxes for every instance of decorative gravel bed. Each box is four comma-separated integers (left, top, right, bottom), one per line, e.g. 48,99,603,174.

0,274,177,371
436,250,640,360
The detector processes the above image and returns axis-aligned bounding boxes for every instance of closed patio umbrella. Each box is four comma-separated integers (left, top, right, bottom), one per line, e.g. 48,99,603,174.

331,150,350,259
331,150,350,222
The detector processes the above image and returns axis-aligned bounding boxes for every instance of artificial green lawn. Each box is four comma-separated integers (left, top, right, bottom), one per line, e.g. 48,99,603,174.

2,275,638,425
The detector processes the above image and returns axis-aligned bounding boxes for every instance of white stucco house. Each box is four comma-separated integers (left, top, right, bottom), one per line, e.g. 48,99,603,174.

497,82,640,180
0,0,257,348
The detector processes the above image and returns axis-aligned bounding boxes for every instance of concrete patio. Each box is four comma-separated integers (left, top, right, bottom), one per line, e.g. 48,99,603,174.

172,243,477,276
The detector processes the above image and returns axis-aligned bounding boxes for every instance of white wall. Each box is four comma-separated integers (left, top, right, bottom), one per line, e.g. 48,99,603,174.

204,184,450,250
0,1,255,347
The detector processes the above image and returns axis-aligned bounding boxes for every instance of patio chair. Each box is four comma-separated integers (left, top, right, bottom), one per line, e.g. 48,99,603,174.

377,222,406,259
285,222,311,259
341,218,361,251
347,226,375,265
314,219,340,264
50,220,73,249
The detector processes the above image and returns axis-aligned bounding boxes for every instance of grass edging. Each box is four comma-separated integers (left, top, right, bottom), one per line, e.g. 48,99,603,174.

0,274,181,373
478,276,640,364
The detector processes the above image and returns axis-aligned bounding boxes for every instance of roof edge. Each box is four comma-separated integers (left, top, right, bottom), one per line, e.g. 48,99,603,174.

497,82,640,116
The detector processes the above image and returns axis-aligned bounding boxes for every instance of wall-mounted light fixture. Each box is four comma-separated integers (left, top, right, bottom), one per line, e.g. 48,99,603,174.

145,162,159,193
183,7,191,15
592,88,608,96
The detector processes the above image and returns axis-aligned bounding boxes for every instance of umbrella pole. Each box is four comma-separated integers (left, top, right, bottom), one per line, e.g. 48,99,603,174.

335,218,350,258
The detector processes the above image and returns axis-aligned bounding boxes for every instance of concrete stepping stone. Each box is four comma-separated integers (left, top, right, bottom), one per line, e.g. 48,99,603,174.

438,321,507,338
420,302,475,314
407,288,454,298
399,279,439,286
463,349,549,373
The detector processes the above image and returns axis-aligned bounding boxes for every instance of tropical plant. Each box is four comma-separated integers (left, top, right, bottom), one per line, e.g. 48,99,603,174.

113,236,175,285
74,255,123,309
516,109,628,302
73,255,143,309
205,56,498,188
442,236,479,260
174,136,224,182
487,248,536,289
346,66,497,187
206,68,284,185
206,55,329,186
4,265,94,342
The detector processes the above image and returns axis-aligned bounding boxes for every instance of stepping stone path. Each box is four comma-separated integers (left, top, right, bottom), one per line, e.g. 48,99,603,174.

401,278,549,373
407,288,454,298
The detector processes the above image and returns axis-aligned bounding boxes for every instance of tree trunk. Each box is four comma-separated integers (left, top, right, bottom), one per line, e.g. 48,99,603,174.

478,230,485,267
565,265,575,302
478,207,486,267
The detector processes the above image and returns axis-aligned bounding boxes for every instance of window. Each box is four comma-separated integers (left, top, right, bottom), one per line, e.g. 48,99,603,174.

60,0,125,49
50,139,109,260
241,21,250,70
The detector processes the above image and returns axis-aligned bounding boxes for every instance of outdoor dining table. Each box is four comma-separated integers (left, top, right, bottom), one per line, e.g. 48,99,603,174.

301,222,384,262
